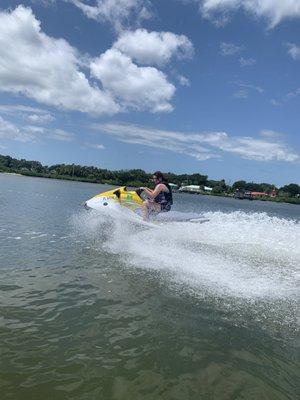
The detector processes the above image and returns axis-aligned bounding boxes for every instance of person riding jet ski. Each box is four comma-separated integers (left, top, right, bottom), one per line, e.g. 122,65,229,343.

140,171,173,220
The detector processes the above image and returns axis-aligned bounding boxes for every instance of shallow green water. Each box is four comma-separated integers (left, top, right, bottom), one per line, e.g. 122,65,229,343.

0,174,299,399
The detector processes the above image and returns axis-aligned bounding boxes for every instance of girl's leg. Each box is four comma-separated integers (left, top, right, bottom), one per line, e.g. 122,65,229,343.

142,200,160,220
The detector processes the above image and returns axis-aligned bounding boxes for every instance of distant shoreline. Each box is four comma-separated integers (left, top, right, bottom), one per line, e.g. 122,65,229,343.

2,172,23,176
1,170,299,206
1,153,299,205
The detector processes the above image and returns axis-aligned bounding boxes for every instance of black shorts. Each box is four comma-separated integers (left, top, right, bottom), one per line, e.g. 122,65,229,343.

160,202,171,212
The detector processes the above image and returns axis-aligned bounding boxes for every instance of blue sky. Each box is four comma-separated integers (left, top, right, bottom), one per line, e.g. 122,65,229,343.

0,0,299,185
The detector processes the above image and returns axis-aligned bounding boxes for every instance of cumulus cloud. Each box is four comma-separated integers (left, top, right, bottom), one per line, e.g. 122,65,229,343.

113,29,194,66
91,122,299,163
0,6,119,116
286,43,300,60
0,6,184,115
70,0,152,31
220,42,243,56
199,0,300,28
90,49,175,112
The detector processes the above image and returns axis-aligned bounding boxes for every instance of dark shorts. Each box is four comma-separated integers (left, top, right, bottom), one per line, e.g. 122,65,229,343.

160,202,172,212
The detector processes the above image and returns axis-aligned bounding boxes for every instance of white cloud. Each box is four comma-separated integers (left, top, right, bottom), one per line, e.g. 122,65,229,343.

70,0,152,31
260,129,283,138
0,116,24,141
0,118,47,142
26,113,55,124
0,116,74,142
199,0,300,28
286,88,300,100
84,142,105,149
0,7,189,116
286,43,300,60
231,82,264,98
239,57,256,67
0,105,52,115
0,6,119,116
220,42,242,56
233,89,248,99
0,104,55,123
24,126,46,135
49,129,74,141
224,136,298,162
90,49,175,112
270,88,300,106
178,75,191,86
91,122,216,160
91,122,299,163
113,29,194,66
231,82,264,99
270,99,282,106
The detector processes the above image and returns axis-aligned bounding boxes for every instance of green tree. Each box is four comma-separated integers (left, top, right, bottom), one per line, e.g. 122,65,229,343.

280,184,300,197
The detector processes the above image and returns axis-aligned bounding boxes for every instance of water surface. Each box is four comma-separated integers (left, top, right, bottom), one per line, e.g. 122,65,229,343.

0,174,299,400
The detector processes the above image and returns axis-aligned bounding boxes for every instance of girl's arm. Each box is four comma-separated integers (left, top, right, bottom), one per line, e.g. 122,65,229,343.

142,184,164,199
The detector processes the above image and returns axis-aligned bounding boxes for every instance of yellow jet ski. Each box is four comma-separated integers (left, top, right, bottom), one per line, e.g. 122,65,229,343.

85,186,210,223
84,186,144,213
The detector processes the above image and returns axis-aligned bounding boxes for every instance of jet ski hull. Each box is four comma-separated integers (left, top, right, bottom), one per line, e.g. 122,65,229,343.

85,186,143,212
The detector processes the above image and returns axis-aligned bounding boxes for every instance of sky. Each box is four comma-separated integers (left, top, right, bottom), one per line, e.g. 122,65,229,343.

0,0,299,186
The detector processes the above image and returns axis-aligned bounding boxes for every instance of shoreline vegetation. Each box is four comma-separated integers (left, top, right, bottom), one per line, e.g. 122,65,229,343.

1,154,299,205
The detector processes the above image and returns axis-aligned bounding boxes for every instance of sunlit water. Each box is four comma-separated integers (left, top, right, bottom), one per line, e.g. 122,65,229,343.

0,174,299,400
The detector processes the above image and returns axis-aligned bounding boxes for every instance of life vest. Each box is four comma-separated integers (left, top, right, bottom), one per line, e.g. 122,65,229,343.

154,181,173,206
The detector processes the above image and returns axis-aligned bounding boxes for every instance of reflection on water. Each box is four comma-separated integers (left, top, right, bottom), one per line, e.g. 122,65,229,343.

0,174,299,400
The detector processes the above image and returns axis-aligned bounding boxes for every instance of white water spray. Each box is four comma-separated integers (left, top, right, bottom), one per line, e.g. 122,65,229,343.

73,208,300,301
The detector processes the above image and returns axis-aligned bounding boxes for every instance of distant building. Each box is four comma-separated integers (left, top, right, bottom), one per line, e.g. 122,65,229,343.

204,186,213,192
251,191,277,198
179,185,201,193
234,189,277,200
250,191,268,198
169,183,179,190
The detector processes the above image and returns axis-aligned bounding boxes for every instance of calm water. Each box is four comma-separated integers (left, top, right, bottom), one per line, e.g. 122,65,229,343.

0,174,299,400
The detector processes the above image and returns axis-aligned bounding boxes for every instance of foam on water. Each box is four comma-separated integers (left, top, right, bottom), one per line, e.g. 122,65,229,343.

72,208,300,303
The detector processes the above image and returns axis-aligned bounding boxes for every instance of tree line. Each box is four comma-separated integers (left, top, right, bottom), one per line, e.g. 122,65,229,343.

0,154,299,199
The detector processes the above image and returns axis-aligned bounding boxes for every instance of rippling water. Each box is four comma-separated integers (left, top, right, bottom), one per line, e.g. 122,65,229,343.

0,174,299,400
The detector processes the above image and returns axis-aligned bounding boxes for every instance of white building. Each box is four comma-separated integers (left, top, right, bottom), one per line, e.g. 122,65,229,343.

179,185,201,193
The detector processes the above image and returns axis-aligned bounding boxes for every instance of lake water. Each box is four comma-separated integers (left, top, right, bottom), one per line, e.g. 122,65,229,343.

0,174,299,400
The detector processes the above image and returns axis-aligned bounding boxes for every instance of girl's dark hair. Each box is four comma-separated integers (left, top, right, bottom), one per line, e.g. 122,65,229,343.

153,171,165,182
